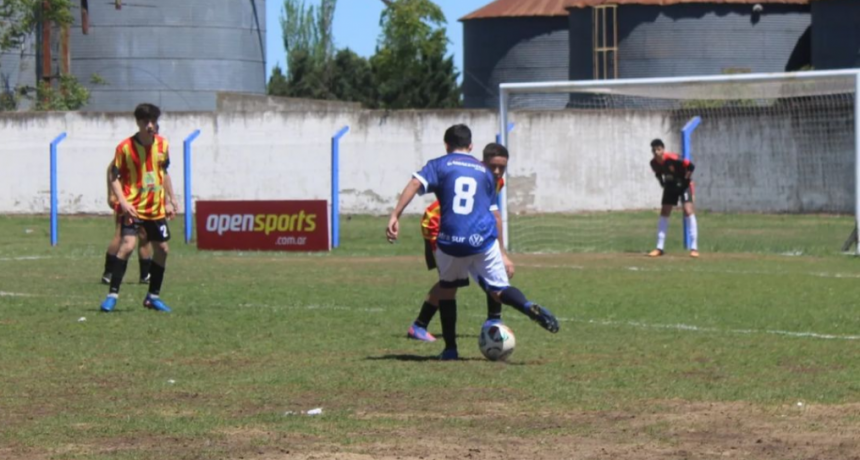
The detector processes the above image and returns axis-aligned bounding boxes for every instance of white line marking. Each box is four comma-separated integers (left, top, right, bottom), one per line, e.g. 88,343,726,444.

0,256,50,261
558,317,860,341
0,291,32,297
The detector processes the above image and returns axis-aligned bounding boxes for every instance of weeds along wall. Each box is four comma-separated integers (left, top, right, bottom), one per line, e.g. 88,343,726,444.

0,106,853,215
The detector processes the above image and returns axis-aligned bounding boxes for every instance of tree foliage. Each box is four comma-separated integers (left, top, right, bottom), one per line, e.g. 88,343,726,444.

371,0,459,109
270,0,460,109
0,0,90,111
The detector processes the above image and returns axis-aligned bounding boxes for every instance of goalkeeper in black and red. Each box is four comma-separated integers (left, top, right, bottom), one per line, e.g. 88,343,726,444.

648,139,699,258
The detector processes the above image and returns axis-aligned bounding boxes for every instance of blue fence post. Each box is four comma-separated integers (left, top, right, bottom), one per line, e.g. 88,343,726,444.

331,126,350,249
681,116,701,250
183,130,201,244
494,122,515,144
49,132,68,247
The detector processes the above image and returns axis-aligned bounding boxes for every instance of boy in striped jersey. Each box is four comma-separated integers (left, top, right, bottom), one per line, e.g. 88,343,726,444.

100,104,178,312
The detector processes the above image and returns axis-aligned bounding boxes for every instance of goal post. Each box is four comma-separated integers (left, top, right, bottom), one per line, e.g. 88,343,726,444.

498,69,860,256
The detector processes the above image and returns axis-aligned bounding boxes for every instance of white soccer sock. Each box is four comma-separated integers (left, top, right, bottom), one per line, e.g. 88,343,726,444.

656,216,669,250
685,214,698,251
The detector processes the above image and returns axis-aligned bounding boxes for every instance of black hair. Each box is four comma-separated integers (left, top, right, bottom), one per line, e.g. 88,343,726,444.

482,142,509,161
134,103,161,121
650,139,664,148
444,124,472,150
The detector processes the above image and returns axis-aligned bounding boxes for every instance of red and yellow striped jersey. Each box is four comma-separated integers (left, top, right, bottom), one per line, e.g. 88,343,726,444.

113,135,170,220
421,177,505,243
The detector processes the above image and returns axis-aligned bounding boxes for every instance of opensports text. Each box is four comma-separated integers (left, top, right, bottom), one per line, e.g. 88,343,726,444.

205,213,318,236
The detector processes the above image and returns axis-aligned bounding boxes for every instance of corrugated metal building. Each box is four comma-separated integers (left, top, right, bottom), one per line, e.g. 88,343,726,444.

811,0,860,69
460,0,860,109
568,0,811,81
69,0,266,111
461,0,570,109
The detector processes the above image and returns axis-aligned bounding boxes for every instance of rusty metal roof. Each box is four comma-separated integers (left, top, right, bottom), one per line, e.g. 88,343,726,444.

461,0,810,20
460,0,571,21
567,0,808,7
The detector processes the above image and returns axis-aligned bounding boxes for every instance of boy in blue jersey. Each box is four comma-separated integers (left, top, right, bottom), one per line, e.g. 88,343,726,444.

386,124,559,360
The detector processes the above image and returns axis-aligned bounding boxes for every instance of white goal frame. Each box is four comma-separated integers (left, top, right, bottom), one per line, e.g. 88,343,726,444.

498,69,860,255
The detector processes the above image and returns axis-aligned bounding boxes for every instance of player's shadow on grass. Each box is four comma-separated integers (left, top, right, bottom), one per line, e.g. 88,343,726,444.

367,354,484,362
366,355,528,365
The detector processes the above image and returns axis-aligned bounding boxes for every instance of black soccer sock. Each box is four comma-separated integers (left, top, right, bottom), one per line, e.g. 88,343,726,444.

148,262,165,296
139,258,152,280
414,301,438,328
438,299,457,351
109,258,128,294
499,286,533,315
486,293,502,321
103,252,116,275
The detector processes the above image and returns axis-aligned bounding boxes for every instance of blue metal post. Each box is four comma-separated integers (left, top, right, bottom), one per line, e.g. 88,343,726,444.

331,126,350,249
681,116,701,250
494,122,515,145
49,132,68,246
183,130,201,243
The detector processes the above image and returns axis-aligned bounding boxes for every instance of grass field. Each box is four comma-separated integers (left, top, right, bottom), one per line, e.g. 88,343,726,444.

1,213,860,460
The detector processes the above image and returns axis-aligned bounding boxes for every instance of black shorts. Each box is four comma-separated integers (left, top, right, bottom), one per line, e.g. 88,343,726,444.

424,240,437,270
121,217,171,242
662,185,694,206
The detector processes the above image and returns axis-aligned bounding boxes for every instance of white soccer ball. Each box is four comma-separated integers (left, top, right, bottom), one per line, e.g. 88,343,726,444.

478,323,516,361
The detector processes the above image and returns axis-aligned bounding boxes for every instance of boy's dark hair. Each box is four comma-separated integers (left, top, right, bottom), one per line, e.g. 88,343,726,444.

482,142,509,161
134,103,161,121
444,124,472,150
650,139,664,148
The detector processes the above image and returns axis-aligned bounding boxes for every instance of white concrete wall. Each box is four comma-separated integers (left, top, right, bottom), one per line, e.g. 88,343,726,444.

1,106,852,216
0,109,666,216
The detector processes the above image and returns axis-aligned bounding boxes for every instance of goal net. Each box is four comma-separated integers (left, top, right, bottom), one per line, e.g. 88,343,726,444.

499,70,860,256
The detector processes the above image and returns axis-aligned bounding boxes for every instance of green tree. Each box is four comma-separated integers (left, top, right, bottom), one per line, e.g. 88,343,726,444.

267,64,290,96
0,0,90,111
273,0,337,98
331,48,375,107
372,0,460,109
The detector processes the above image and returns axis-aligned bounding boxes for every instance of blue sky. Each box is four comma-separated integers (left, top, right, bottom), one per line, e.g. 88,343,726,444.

265,0,490,80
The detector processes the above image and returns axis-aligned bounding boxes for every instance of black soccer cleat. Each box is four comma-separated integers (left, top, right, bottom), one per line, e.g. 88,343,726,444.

101,272,111,285
527,304,560,333
139,273,151,284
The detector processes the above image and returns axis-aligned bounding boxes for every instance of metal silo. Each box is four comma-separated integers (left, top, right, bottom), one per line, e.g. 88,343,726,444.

0,31,37,110
812,0,860,69
69,0,266,112
568,1,811,80
461,1,570,109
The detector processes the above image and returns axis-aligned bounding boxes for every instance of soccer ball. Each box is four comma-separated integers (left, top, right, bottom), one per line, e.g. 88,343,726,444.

478,323,516,361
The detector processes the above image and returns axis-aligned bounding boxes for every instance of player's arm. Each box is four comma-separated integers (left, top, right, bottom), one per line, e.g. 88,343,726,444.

682,159,696,181
109,164,138,219
386,178,423,243
650,160,664,188
162,157,178,219
106,162,118,209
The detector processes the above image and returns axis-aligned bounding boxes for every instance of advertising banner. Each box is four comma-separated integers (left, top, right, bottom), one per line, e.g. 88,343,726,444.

196,200,329,251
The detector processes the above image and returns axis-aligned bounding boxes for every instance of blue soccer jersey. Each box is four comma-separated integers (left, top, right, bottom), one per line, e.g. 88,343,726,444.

414,153,498,257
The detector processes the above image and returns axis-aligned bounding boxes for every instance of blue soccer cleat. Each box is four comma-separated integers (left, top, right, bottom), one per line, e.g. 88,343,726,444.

407,324,436,342
100,295,117,312
527,304,560,333
438,348,459,361
143,294,171,313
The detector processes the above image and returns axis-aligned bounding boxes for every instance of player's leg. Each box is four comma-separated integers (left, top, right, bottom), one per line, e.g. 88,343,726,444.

485,292,503,327
407,240,439,342
650,190,676,257
473,241,559,333
408,282,440,342
433,249,469,360
100,218,138,312
137,228,152,284
142,220,171,312
102,215,123,284
682,187,699,257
